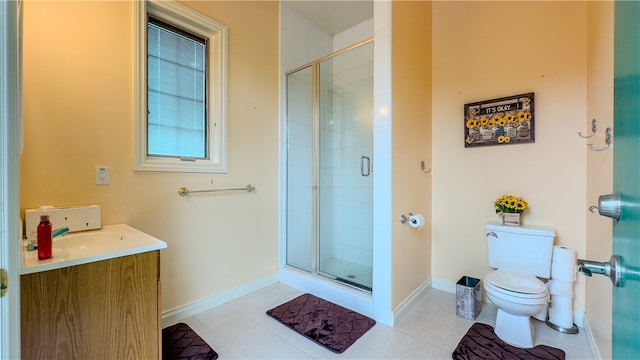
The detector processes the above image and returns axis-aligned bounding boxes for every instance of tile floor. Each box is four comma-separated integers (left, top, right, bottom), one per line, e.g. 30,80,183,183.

179,283,598,359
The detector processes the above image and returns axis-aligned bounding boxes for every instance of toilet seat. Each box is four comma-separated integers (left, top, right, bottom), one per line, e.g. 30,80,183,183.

485,270,547,298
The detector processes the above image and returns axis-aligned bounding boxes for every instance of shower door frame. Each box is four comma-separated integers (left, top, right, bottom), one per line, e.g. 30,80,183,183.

284,38,374,293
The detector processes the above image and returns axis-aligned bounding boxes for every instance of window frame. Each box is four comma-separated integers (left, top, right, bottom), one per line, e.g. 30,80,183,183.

134,0,228,173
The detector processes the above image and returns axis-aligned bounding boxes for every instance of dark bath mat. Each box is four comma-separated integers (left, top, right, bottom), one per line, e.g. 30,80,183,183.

162,322,218,360
266,293,376,353
452,322,565,360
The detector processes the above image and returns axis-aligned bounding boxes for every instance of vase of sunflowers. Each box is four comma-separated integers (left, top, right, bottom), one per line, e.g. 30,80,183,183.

494,195,528,226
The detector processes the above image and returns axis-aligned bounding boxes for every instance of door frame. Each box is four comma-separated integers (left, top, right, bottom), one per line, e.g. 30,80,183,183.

0,0,22,358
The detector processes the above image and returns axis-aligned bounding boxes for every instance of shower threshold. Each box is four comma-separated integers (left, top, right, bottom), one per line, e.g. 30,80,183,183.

318,257,372,293
334,277,372,292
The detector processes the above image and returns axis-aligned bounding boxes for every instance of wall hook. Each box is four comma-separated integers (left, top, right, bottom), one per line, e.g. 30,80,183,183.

578,119,597,138
400,213,416,224
587,127,612,152
420,161,431,174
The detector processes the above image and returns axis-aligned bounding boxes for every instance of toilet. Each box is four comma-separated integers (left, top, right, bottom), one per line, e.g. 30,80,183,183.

484,222,556,348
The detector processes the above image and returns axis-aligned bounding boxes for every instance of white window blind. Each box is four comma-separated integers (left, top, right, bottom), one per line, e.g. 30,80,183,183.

147,17,207,159
135,0,228,173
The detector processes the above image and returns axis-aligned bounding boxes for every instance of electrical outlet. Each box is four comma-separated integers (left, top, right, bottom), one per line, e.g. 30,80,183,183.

96,166,110,185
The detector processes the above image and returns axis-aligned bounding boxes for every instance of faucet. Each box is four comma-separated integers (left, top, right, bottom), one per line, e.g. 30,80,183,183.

26,227,70,251
52,227,70,238
577,255,621,287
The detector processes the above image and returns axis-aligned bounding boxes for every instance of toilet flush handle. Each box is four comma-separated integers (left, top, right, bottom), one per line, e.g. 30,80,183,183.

486,231,497,238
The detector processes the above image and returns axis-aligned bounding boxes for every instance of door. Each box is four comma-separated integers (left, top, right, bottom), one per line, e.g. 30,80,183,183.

317,42,374,291
613,1,640,358
285,65,314,272
0,0,22,358
285,41,374,291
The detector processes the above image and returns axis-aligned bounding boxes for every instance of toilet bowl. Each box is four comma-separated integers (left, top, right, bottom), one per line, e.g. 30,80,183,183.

484,269,549,348
484,222,556,348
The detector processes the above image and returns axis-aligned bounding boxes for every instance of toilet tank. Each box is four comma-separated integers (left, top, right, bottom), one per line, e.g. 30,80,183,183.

486,222,556,278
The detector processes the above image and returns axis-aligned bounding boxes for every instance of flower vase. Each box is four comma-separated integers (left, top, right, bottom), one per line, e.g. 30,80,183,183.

504,124,517,138
500,212,521,226
517,122,529,138
480,127,492,141
469,128,480,141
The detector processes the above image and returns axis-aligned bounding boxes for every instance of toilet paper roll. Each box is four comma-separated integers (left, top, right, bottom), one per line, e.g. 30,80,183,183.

549,295,574,328
547,279,574,297
551,246,577,282
408,214,424,230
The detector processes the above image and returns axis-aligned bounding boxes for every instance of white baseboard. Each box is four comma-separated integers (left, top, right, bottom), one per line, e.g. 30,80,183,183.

278,267,376,320
581,314,602,359
392,277,432,325
432,276,457,294
161,273,279,328
431,276,586,327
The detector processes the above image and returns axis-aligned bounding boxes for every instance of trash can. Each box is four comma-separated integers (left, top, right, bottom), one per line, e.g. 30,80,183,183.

456,276,481,320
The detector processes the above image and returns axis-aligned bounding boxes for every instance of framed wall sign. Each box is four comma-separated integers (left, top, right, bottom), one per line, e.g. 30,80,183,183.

464,92,535,148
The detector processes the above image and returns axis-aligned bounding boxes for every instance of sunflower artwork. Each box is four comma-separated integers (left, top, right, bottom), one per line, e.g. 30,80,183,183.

464,93,535,148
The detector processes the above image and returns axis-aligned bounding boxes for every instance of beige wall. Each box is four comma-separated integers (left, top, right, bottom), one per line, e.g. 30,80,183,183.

586,2,614,358
432,1,589,310
391,1,432,308
20,1,615,352
20,0,280,311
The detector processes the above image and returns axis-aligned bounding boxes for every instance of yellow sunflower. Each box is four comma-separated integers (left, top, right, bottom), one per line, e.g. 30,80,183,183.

517,111,532,123
495,194,529,214
498,135,506,143
514,200,527,211
504,113,516,123
466,118,477,129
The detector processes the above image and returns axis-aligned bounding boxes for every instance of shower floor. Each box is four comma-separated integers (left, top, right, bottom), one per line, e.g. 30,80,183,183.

319,257,372,291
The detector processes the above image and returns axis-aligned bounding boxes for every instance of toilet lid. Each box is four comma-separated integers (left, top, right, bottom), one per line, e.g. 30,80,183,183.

485,269,547,295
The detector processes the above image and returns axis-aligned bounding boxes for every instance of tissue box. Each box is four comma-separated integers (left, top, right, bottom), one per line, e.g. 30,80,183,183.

25,205,101,241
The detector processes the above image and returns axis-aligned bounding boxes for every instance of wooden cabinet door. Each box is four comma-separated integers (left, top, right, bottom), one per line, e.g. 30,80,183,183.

21,251,159,360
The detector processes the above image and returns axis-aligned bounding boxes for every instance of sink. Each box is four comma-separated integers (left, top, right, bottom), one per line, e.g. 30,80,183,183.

54,231,126,251
22,224,167,275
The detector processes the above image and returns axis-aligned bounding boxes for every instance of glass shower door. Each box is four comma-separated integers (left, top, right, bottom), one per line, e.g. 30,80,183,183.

317,43,374,291
285,41,373,292
285,66,313,272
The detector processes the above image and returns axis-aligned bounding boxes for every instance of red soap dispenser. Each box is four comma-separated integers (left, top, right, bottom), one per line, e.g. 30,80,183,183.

37,215,52,260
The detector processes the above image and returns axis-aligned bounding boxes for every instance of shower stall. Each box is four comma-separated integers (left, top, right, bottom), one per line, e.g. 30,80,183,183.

285,40,374,292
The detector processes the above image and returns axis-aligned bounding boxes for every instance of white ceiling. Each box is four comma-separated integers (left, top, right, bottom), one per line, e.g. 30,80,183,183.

283,0,373,35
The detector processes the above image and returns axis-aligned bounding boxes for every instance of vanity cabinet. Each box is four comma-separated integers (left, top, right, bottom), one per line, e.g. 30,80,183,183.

21,250,161,359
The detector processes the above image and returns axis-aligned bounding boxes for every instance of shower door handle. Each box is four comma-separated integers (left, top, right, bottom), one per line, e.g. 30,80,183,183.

360,156,371,177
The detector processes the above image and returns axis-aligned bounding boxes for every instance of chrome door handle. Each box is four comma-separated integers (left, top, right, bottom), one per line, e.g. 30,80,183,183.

360,156,371,177
577,255,622,287
590,192,622,221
